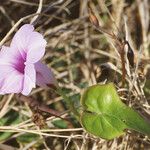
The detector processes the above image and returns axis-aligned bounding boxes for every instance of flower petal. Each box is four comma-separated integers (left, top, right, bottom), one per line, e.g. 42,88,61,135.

0,46,24,94
26,31,47,63
35,61,56,87
22,63,36,95
10,24,34,59
0,46,20,66
0,65,14,93
10,24,46,63
0,66,23,94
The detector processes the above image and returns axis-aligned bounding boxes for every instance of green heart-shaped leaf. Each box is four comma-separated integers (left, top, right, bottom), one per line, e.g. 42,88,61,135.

80,83,150,139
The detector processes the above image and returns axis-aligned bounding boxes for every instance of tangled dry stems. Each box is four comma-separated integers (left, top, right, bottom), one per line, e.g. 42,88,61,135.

0,0,150,149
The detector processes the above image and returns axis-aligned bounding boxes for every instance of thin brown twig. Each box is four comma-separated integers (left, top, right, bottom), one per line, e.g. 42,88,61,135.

16,94,70,123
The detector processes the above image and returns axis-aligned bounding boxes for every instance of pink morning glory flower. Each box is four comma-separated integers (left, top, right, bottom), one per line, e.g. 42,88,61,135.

0,24,56,95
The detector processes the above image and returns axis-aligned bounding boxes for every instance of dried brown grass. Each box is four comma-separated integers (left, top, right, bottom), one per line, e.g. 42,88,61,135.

0,0,150,149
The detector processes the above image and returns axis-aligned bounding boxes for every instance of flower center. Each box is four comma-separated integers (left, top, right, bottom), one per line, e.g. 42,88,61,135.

15,53,26,74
